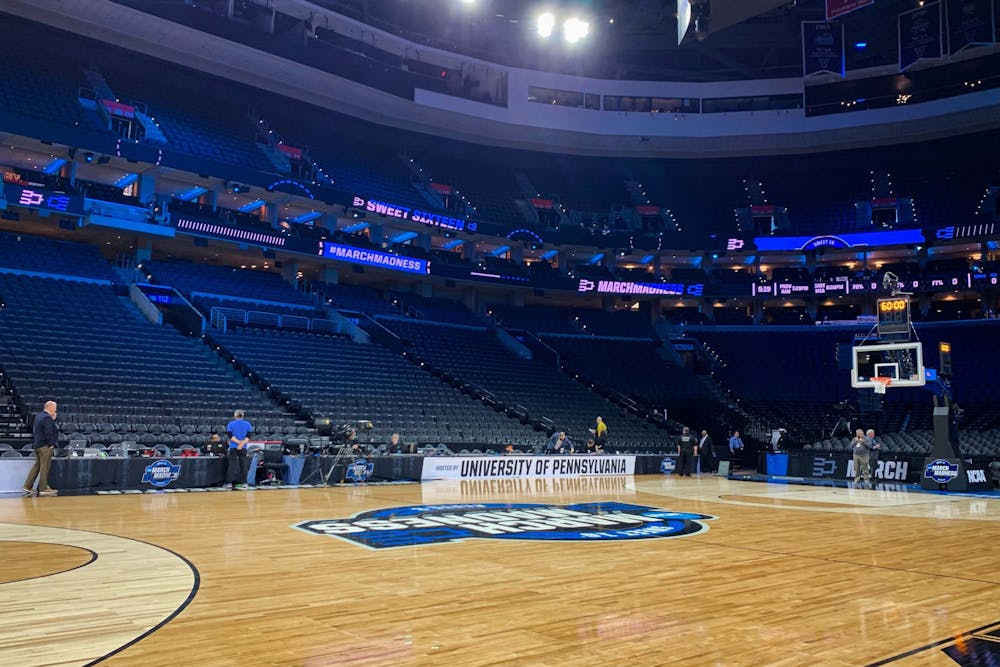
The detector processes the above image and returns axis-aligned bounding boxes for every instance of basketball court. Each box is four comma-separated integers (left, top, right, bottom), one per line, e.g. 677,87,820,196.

2,476,998,666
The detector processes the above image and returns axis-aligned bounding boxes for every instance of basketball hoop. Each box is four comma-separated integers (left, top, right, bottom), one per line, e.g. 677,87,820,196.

873,377,892,395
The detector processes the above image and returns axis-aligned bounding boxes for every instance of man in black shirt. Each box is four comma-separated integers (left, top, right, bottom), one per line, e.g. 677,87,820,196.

24,401,59,496
699,429,717,473
676,426,698,477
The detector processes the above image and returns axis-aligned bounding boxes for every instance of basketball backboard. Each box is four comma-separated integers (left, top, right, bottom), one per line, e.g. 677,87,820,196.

851,341,925,389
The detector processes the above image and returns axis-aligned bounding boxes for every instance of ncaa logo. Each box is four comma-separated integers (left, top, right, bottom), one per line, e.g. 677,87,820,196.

967,469,987,484
660,457,677,474
141,459,181,488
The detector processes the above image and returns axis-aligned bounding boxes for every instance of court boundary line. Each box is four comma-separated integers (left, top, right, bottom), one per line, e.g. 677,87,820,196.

866,619,1000,665
2,522,202,667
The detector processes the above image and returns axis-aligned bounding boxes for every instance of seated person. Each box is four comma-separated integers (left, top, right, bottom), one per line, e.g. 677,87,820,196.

344,427,371,456
204,433,226,456
584,438,603,454
387,433,403,454
546,431,574,455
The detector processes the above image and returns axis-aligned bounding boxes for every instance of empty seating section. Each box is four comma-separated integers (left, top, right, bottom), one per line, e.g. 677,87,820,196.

313,149,426,210
0,37,107,133
489,304,577,334
0,232,119,282
379,318,668,451
416,157,523,224
92,50,275,172
694,322,1000,452
572,310,654,338
696,328,849,403
149,107,273,172
195,297,320,319
904,321,1000,430
388,292,483,326
212,328,538,446
694,327,852,439
317,282,398,316
0,275,301,448
805,428,1000,457
541,336,711,408
522,158,630,213
144,260,314,306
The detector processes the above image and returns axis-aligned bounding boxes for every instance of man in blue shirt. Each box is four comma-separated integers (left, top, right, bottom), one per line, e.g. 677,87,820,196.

728,430,744,469
225,409,253,489
24,400,59,496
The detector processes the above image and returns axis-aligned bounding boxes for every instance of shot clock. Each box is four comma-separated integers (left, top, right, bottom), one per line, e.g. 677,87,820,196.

877,296,911,339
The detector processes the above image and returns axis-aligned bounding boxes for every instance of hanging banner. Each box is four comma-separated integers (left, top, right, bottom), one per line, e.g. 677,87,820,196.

947,0,996,54
421,456,636,480
802,21,845,77
899,2,944,71
275,143,303,160
826,0,874,20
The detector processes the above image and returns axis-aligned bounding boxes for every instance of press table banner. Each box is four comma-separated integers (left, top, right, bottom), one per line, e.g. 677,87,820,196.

900,2,944,71
0,459,33,492
762,452,921,483
948,0,996,55
826,0,873,20
421,456,636,480
803,21,845,77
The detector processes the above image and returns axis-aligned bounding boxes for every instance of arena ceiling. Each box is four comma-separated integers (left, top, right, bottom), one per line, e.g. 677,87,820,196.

316,0,925,81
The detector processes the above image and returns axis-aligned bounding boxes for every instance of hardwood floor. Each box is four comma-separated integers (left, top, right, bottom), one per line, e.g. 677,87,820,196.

1,476,998,666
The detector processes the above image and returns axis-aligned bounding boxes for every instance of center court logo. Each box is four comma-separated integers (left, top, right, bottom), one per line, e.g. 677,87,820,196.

294,502,716,550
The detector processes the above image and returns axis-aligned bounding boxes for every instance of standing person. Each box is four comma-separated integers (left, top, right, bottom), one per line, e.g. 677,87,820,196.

851,429,872,486
591,416,608,450
24,400,59,496
699,429,717,473
226,409,253,490
865,428,881,481
728,430,744,469
773,428,788,451
676,427,698,477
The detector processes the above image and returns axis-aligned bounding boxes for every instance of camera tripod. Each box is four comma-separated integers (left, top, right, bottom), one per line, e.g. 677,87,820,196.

322,443,360,485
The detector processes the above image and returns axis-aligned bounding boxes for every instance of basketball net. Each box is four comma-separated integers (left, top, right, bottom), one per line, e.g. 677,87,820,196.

873,377,892,395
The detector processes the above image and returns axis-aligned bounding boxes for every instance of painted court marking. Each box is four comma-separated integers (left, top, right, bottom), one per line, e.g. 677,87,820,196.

0,523,198,667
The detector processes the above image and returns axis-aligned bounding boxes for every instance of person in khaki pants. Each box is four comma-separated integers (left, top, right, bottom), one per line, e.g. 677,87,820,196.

24,400,59,496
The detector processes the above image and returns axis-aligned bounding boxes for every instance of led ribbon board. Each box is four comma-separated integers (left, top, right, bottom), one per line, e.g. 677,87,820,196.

318,241,429,274
4,183,85,216
736,228,926,252
351,196,476,232
578,279,704,297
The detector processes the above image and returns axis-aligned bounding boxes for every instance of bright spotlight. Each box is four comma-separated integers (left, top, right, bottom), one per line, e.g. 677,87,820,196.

563,17,589,43
537,12,555,38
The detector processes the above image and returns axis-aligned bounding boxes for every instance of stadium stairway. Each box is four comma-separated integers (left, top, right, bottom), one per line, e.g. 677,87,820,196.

0,394,31,451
